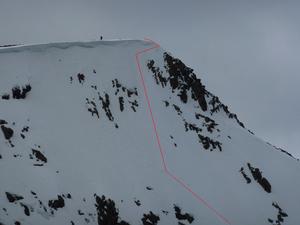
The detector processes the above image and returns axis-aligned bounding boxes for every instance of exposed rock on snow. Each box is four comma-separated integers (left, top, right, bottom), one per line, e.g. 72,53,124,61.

0,40,299,225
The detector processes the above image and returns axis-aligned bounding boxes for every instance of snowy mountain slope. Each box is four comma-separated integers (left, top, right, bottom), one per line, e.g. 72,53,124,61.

0,40,299,225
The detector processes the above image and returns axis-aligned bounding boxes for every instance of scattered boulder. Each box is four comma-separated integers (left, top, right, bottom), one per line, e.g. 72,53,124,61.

239,167,251,184
112,78,139,114
99,93,114,121
1,94,10,100
174,205,194,224
78,209,84,215
12,85,31,99
21,126,29,132
77,73,85,84
5,192,24,203
0,119,7,125
1,125,14,140
127,89,138,98
268,202,288,225
198,134,222,151
163,100,169,107
134,199,141,206
141,211,160,225
86,98,99,118
260,177,271,193
20,203,30,216
247,163,271,193
32,149,47,163
48,195,65,210
195,113,218,133
173,104,182,115
94,194,130,225
119,97,124,112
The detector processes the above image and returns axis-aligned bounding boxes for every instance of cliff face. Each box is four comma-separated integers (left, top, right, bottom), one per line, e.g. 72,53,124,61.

0,40,299,225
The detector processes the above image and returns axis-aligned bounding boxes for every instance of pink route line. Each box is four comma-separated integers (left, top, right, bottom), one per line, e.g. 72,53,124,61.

135,38,232,225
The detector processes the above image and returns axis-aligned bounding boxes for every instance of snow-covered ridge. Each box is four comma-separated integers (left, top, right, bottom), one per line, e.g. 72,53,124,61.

0,39,150,53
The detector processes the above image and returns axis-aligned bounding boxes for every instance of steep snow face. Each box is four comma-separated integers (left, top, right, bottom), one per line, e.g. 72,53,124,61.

0,40,299,225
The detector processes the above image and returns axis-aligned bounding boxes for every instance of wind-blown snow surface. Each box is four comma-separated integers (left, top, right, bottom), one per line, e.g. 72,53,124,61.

0,40,299,225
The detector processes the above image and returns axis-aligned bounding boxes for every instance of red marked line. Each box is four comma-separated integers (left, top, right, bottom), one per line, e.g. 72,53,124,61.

135,38,232,225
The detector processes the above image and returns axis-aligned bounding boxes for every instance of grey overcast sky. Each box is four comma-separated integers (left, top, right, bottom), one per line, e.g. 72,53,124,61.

1,0,299,157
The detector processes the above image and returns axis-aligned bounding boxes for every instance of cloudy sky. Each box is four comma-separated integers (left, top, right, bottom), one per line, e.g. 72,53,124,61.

1,0,299,157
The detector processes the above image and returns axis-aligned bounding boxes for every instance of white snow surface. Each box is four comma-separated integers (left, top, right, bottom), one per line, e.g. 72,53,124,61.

0,40,299,225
